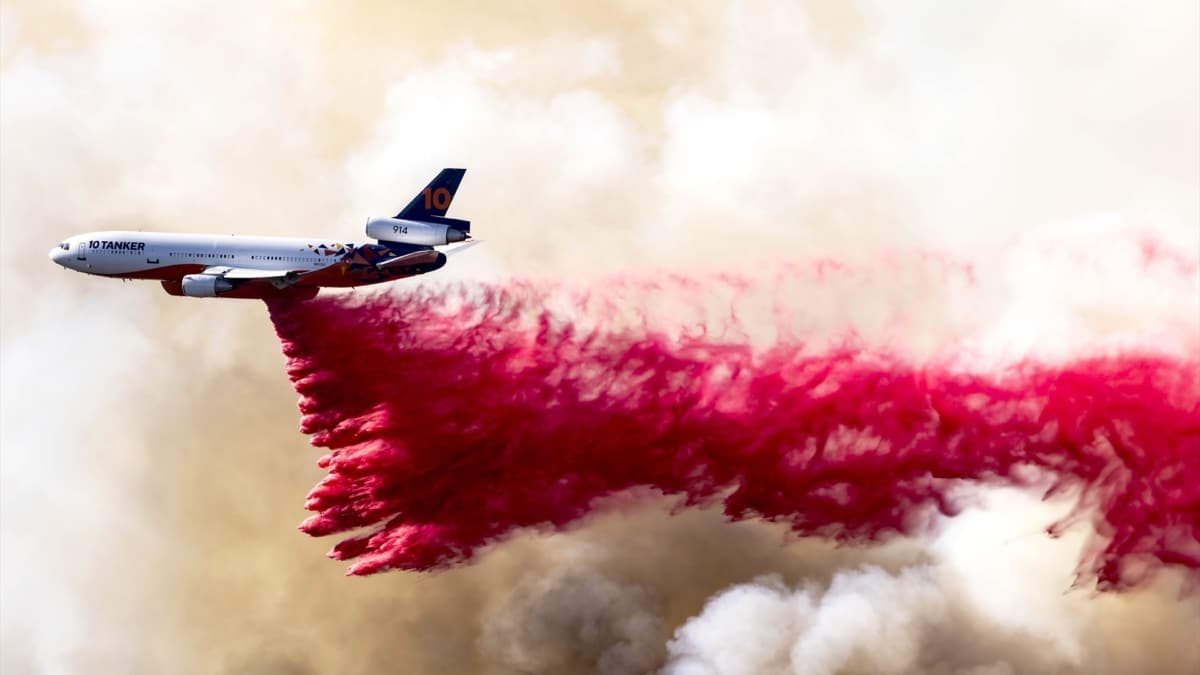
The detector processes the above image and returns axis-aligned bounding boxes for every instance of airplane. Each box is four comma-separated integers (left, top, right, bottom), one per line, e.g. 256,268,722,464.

48,168,478,300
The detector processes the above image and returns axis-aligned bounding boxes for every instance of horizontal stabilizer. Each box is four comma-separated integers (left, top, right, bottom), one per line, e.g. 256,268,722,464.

376,249,442,269
443,240,482,257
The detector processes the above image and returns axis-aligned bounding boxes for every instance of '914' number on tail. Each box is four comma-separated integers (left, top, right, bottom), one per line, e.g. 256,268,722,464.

423,187,452,211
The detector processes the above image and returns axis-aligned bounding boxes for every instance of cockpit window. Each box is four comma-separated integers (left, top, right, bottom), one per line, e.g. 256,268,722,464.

59,242,69,250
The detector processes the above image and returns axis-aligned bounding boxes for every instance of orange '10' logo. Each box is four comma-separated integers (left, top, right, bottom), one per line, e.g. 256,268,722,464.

422,187,452,211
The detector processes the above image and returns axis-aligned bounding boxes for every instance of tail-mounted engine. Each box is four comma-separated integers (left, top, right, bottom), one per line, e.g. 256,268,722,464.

366,217,468,247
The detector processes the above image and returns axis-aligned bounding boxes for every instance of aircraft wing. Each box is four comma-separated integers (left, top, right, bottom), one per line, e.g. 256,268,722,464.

201,265,304,290
203,266,296,280
441,240,482,257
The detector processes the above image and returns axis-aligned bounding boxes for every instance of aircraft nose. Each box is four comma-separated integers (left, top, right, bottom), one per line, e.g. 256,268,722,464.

49,244,69,267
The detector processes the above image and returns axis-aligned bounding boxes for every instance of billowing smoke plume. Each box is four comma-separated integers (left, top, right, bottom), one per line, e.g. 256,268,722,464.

267,273,1198,589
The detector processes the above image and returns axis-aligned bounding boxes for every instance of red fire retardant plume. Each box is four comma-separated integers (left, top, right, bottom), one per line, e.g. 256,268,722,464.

266,282,1199,589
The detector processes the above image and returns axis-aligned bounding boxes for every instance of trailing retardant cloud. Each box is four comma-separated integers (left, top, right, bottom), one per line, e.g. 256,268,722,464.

267,271,1199,589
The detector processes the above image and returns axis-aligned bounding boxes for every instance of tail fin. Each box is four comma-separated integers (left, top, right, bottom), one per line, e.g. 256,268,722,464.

396,168,466,220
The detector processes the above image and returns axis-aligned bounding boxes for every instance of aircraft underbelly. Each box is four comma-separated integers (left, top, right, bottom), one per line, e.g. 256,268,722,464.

99,263,207,280
87,247,445,296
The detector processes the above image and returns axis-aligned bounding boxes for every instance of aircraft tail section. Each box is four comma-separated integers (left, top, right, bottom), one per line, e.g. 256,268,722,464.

366,168,472,247
396,168,466,221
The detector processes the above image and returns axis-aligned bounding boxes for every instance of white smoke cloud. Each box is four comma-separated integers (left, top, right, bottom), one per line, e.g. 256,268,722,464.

664,569,948,675
663,490,1200,675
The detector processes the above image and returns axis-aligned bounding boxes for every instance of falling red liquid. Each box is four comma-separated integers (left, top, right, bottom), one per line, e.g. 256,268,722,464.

266,280,1199,589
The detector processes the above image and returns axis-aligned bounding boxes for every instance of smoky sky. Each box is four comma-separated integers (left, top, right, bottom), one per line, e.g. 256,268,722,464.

1,1,1197,674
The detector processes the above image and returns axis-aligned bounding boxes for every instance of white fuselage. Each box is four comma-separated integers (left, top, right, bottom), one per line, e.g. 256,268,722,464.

48,229,447,300
48,168,472,300
49,231,358,277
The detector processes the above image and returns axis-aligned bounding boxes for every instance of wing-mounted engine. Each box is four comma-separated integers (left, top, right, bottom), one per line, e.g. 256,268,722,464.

366,217,468,246
181,273,233,297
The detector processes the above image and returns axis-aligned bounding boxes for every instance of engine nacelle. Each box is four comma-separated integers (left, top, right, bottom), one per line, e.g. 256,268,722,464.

366,217,467,246
181,274,234,297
